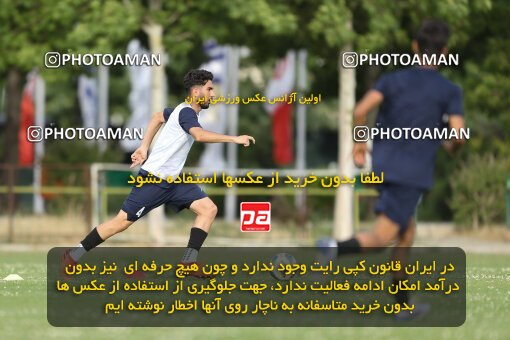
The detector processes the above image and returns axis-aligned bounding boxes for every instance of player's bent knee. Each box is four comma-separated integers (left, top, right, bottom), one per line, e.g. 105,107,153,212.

192,199,217,219
201,203,217,219
115,210,133,232
209,203,218,217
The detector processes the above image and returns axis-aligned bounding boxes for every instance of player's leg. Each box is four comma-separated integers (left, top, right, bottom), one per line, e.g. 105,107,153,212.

330,213,400,257
391,217,416,281
356,214,416,248
395,218,416,248
189,197,218,232
64,210,133,265
327,183,422,257
391,218,430,320
180,197,217,263
65,175,168,264
356,214,401,246
96,210,134,240
391,218,415,306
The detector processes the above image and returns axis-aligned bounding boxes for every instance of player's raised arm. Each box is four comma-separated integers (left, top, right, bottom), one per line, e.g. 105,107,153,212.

442,115,466,155
352,90,384,168
442,84,465,155
353,89,384,127
189,127,255,147
130,111,166,168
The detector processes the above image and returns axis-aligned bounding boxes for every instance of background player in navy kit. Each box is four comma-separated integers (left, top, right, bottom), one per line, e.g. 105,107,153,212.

348,19,466,251
64,70,255,275
319,20,466,317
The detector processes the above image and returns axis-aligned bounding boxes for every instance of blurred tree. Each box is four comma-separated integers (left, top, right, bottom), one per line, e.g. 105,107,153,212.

0,0,300,162
0,0,141,162
459,0,510,157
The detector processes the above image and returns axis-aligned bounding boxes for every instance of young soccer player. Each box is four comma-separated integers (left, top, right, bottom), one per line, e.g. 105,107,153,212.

319,19,466,318
63,69,255,277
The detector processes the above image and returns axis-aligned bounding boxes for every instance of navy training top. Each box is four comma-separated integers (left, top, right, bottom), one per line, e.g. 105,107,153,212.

371,67,464,189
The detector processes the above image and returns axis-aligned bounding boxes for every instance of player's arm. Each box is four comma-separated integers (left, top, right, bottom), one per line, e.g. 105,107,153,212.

442,115,465,155
130,111,166,168
189,127,255,147
442,85,465,155
353,90,384,168
354,90,384,127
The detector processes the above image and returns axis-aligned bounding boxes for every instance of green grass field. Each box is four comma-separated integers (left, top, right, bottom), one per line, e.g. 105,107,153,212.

0,251,508,340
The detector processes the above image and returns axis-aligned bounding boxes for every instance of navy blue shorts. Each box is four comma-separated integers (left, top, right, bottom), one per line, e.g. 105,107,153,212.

121,170,208,222
374,183,424,235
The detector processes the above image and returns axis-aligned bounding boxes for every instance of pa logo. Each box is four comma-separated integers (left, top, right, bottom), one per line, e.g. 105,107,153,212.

240,202,271,232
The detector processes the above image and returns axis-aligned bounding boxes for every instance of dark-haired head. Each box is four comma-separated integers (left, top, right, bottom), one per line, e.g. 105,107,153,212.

413,19,450,57
184,69,213,92
184,69,214,109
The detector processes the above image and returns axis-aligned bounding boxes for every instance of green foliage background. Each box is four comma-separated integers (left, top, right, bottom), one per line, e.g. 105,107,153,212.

0,0,508,226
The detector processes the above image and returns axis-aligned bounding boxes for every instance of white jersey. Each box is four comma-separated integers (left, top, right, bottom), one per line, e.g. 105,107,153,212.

141,102,202,179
